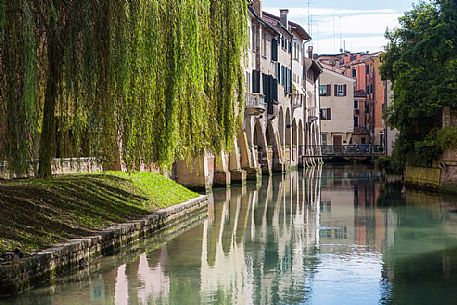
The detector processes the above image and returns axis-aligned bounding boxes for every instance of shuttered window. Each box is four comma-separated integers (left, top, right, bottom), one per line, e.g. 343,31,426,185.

276,63,280,80
252,70,260,93
272,78,278,102
271,38,278,61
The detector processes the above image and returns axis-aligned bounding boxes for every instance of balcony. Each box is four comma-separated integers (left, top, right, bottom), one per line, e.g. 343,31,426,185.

245,93,266,116
292,96,303,110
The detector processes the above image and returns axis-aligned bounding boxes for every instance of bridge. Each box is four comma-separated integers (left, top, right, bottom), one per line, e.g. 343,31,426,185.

302,145,385,158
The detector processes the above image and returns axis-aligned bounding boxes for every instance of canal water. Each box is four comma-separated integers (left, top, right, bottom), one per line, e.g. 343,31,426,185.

3,165,457,305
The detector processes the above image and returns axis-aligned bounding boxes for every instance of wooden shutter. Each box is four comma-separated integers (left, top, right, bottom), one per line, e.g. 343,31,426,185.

328,108,332,120
289,69,292,94
276,63,280,80
334,85,338,96
281,66,284,86
327,84,331,96
252,70,260,93
272,78,278,101
343,84,347,96
262,73,268,99
271,39,278,61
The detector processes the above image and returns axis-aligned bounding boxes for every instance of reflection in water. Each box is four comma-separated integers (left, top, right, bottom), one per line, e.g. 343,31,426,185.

200,166,322,305
4,165,457,305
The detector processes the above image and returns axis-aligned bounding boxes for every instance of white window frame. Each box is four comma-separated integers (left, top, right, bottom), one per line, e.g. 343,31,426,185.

319,85,327,96
337,84,344,96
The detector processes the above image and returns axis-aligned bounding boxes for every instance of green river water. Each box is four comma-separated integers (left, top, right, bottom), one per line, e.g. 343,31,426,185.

3,165,457,305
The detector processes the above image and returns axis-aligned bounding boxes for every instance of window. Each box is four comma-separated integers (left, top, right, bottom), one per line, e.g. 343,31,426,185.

354,100,358,108
354,116,359,128
271,38,278,61
335,84,347,96
366,64,370,75
248,26,251,50
322,134,328,145
246,71,251,93
276,63,280,80
337,85,344,96
262,31,267,56
252,70,260,93
319,85,327,96
252,26,256,50
352,69,356,78
320,108,332,120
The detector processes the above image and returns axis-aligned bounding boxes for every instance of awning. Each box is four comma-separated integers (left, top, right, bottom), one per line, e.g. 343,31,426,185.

292,82,304,95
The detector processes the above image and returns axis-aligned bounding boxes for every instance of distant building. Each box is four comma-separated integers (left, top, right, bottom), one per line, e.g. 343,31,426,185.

319,68,355,145
318,51,391,149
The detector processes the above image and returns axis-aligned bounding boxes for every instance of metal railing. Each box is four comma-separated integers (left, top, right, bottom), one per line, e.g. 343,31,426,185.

245,93,266,109
301,145,384,157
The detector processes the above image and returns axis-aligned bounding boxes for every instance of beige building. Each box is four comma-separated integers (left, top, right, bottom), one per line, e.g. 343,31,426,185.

176,0,323,190
319,68,355,146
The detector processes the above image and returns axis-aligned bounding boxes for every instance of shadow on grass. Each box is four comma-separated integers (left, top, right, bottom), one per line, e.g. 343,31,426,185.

0,175,155,254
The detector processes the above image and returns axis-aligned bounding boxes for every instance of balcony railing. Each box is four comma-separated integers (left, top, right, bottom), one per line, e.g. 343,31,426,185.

245,93,266,116
292,96,302,110
302,145,385,157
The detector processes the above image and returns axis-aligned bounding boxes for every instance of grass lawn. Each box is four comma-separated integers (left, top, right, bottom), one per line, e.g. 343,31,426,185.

0,172,199,255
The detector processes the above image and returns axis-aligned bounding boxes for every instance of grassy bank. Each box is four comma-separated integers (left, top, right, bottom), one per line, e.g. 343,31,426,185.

0,172,198,255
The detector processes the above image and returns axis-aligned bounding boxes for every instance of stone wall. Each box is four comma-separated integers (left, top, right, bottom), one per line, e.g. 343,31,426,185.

405,149,457,193
439,149,457,192
405,166,441,189
0,158,103,179
0,195,207,296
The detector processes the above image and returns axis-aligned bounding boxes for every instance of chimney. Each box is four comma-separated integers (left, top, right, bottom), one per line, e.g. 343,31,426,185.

252,0,262,17
280,9,289,28
344,52,351,65
308,46,314,59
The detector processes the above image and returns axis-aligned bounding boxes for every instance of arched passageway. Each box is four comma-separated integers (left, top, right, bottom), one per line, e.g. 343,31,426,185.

292,119,297,162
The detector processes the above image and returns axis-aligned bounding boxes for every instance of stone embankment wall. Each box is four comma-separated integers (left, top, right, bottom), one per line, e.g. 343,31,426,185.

405,149,457,192
0,195,207,296
0,158,103,179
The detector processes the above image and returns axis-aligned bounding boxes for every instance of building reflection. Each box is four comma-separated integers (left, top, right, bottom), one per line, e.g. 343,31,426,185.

199,166,323,305
7,165,457,305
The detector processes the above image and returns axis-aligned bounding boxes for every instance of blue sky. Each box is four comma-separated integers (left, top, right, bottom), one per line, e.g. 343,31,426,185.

263,0,420,54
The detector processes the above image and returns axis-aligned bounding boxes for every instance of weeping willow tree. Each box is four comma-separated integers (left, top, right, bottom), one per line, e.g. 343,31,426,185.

0,0,247,177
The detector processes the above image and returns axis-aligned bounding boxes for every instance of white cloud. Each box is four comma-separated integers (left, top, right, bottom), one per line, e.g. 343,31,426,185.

264,7,402,54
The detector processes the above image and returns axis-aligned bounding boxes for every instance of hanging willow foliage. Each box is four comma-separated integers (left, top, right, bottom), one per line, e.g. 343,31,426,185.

0,0,247,176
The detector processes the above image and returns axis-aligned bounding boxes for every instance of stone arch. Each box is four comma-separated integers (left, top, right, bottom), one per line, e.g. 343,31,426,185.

278,107,285,146
253,119,266,168
285,107,291,146
266,121,281,163
292,118,297,162
298,119,304,157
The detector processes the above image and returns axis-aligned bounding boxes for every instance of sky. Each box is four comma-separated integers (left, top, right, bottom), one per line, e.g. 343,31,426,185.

263,0,420,54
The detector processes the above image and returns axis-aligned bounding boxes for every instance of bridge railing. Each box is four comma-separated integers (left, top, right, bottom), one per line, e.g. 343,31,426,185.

302,145,384,157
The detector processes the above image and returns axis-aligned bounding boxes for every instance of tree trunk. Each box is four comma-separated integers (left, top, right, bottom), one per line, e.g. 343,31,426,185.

38,13,63,178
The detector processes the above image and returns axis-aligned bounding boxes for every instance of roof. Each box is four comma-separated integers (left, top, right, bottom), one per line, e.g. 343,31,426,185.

322,67,355,82
355,90,367,97
304,58,323,76
261,11,311,41
248,6,280,36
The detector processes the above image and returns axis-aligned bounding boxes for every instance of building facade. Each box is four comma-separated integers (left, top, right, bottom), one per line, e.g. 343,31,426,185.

318,51,390,148
176,0,323,190
319,68,355,146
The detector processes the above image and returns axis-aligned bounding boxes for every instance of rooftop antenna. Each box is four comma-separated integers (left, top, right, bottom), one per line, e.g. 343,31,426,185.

339,16,343,53
333,14,336,53
307,0,312,35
